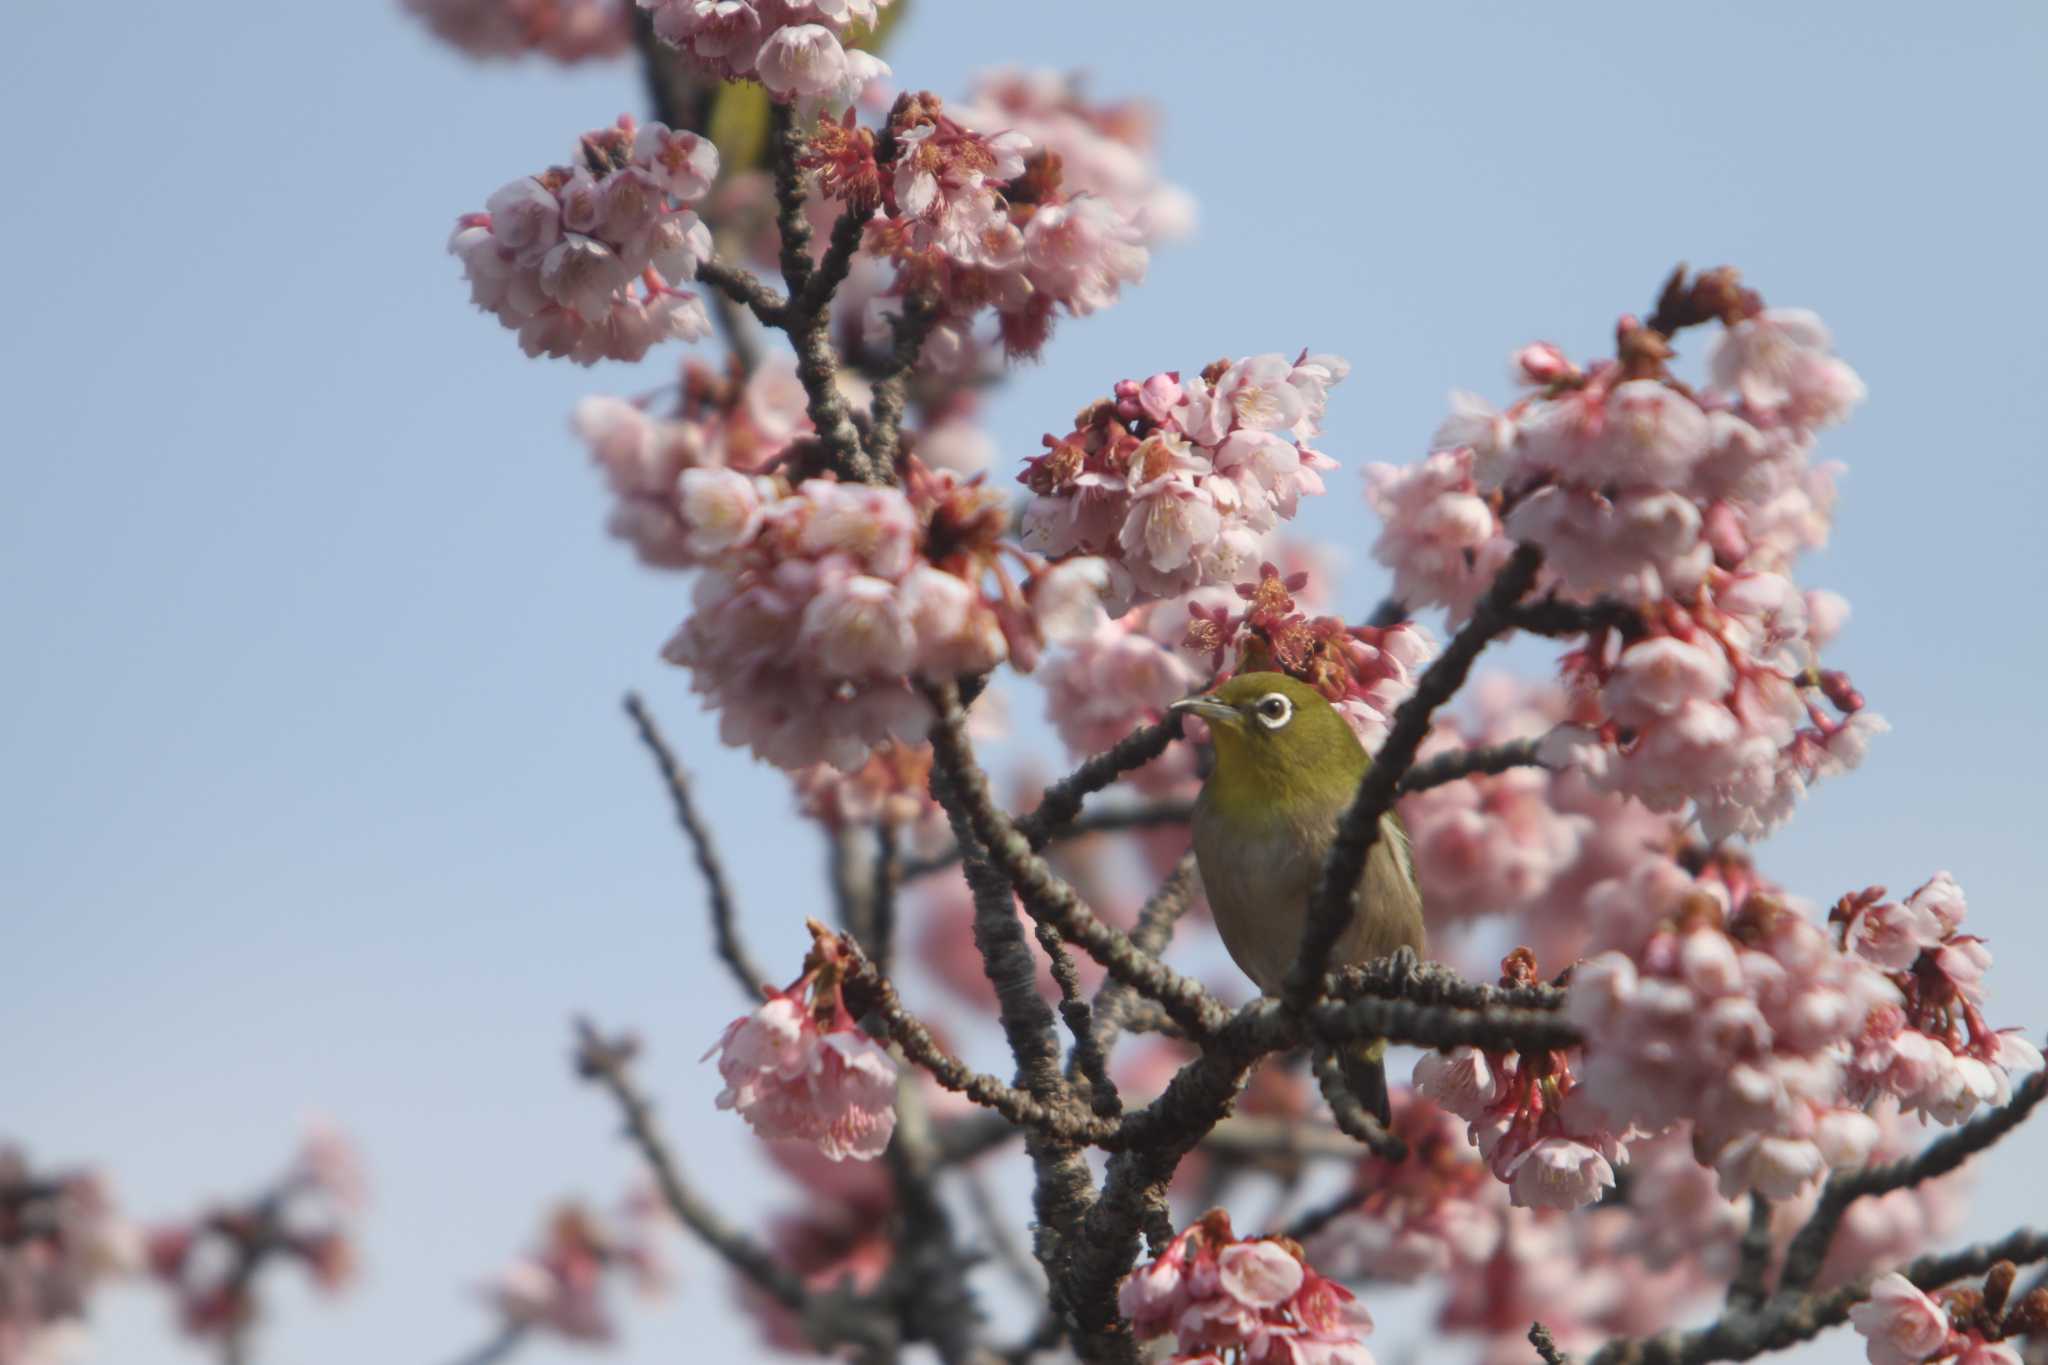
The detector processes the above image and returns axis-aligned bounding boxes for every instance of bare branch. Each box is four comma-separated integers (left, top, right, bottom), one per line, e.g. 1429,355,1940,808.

867,292,942,476
1086,853,1201,1066
622,693,769,998
1531,1322,1571,1365
570,1020,806,1310
1399,739,1545,793
902,799,1195,884
840,945,1122,1145
1017,716,1186,850
695,257,790,327
1310,1046,1406,1160
925,683,1227,1042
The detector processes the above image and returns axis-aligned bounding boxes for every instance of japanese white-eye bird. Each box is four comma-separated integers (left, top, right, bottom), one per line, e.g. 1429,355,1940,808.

1172,672,1427,1124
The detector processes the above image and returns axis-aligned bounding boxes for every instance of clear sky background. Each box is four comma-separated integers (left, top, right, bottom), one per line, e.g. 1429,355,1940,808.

5,3,2045,1363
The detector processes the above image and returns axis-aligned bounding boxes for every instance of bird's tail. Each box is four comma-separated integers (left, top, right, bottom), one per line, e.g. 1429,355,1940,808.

1337,1037,1391,1127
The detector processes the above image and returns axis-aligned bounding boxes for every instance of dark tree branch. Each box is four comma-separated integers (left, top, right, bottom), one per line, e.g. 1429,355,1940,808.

1531,1322,1571,1365
694,257,790,327
1726,1194,1774,1312
570,1020,806,1310
1085,853,1201,1068
1779,1064,2048,1294
1017,716,1186,850
1399,739,1545,793
1286,543,1544,1006
1310,1046,1406,1160
867,292,941,476
1283,1183,1374,1245
840,944,1123,1146
928,768,1104,1353
902,799,1195,884
622,693,769,998
925,683,1227,1043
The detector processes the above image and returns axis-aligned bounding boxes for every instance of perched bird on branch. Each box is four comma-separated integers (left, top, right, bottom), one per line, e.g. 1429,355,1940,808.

1173,672,1426,1124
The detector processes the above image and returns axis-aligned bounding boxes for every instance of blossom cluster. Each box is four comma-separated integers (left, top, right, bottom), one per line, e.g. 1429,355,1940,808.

826,92,1150,364
661,458,1103,770
1850,1269,2046,1365
0,1147,140,1365
482,1190,672,1343
1367,270,1876,841
1119,1210,1376,1365
1836,875,2042,1124
1397,674,1681,962
640,0,891,103
1019,355,1345,603
1566,857,1898,1198
1415,951,1626,1210
953,69,1196,246
450,116,718,364
145,1125,366,1341
575,356,811,568
791,741,950,856
403,0,630,61
710,923,899,1160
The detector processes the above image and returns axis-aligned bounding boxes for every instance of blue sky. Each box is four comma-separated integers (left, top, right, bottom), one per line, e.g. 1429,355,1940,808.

3,3,2044,1362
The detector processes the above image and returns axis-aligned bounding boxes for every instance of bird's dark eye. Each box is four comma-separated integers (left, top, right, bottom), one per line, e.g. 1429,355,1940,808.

1254,693,1293,728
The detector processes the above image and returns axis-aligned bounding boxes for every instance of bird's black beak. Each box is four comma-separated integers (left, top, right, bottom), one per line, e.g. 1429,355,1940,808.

1170,696,1241,730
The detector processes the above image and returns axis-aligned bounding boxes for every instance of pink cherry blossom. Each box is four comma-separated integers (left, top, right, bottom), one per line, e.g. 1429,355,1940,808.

953,69,1195,243
1849,1273,1951,1365
639,0,890,98
405,0,630,62
1835,876,2040,1125
1019,356,1343,604
450,116,715,365
710,927,898,1160
1119,1210,1375,1365
482,1190,674,1344
1568,855,1900,1198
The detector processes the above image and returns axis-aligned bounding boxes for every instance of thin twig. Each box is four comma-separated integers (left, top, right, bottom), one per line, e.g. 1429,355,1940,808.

622,693,768,997
902,800,1195,883
1531,1322,1571,1365
438,1324,530,1365
1309,1046,1406,1161
1399,739,1545,793
570,1020,806,1309
840,946,1122,1146
1283,1183,1375,1244
1085,853,1201,1067
1016,717,1186,850
925,683,1227,1042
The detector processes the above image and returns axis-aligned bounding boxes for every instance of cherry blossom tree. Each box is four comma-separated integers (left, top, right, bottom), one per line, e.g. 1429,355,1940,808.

11,5,2045,1365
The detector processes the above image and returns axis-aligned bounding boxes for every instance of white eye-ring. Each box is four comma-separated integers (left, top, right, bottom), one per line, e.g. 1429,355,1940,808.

1253,692,1294,730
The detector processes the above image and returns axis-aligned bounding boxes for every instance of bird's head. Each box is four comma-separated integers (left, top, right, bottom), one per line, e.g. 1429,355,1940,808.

1171,672,1368,812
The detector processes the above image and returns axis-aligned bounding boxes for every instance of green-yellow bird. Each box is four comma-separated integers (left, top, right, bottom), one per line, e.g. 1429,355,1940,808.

1172,672,1427,1124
